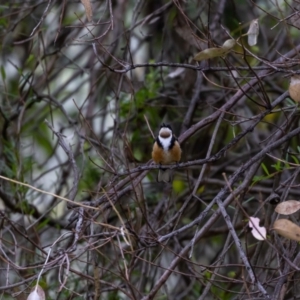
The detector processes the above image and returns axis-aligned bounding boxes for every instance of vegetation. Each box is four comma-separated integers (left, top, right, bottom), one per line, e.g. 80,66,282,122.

1,0,300,299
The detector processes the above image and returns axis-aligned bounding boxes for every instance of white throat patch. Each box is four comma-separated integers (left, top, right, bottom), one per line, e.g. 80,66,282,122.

158,135,172,150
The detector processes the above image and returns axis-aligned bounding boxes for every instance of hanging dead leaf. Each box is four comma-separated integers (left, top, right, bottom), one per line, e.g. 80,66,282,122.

193,39,236,61
222,39,236,50
81,0,93,22
246,19,259,46
248,217,266,240
289,75,300,103
193,48,226,61
275,200,300,215
273,219,300,242
27,286,45,300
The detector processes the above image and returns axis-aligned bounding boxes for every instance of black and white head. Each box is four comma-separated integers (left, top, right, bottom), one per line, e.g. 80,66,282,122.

158,123,173,150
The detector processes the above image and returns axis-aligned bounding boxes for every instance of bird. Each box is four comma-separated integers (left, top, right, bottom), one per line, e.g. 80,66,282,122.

152,123,182,182
289,75,300,103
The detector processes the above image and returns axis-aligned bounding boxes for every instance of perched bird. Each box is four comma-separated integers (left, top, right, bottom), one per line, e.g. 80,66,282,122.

152,123,182,182
289,75,300,103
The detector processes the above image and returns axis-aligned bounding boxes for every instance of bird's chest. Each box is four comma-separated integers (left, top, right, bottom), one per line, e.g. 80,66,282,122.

152,144,175,164
160,149,174,164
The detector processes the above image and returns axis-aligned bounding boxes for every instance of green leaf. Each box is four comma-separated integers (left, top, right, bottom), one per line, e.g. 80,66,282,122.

271,162,282,172
261,162,269,175
1,65,6,80
252,175,265,183
291,155,299,165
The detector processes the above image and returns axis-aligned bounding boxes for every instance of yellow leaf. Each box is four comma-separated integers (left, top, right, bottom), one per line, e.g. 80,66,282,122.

172,179,185,193
193,39,236,61
197,185,205,194
222,39,236,50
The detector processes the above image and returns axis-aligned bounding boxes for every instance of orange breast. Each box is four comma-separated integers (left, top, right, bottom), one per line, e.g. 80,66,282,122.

152,141,181,164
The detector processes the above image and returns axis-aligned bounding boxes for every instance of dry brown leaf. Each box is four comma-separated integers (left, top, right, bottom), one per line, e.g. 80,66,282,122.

193,39,236,61
289,75,300,103
81,0,93,22
247,19,259,46
275,200,300,215
273,219,300,242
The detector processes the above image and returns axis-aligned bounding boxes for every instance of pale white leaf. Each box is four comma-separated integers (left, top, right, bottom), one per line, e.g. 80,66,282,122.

120,226,130,246
248,217,266,240
27,286,45,300
247,19,259,46
27,291,39,300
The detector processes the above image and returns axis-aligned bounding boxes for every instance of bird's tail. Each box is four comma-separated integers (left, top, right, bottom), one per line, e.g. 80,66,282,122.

157,169,171,182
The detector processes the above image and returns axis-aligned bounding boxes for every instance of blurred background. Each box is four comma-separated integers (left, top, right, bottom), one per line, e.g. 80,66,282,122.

1,0,300,299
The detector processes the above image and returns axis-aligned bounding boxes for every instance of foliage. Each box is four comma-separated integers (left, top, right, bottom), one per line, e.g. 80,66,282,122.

1,1,300,299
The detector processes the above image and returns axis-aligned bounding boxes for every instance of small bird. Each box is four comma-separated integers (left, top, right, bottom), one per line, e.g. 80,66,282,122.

152,123,182,182
289,75,300,103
